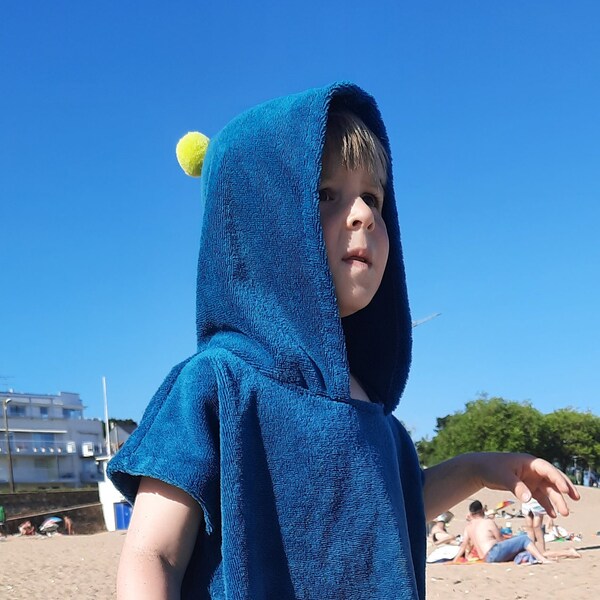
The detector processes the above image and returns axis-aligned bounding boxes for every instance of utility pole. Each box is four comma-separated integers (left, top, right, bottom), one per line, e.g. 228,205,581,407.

2,398,15,493
102,377,112,457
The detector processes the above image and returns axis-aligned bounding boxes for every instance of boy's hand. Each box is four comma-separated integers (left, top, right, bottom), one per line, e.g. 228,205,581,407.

471,452,580,518
423,452,580,521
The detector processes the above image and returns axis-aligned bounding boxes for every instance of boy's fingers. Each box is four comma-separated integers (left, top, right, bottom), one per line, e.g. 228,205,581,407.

531,481,576,518
547,485,575,517
543,463,577,493
532,492,558,518
530,458,579,491
512,480,532,504
527,459,580,517
564,475,581,500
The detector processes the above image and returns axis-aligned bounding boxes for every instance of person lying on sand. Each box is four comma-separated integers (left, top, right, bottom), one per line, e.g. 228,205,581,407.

429,513,460,547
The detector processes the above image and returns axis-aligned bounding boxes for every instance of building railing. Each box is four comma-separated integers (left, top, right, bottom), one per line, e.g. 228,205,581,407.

0,439,88,455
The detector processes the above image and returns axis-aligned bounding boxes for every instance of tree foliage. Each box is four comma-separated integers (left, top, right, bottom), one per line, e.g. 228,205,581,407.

416,397,600,471
539,408,600,471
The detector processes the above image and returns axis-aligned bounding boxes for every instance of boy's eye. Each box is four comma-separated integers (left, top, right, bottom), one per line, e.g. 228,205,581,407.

362,194,381,209
319,189,334,202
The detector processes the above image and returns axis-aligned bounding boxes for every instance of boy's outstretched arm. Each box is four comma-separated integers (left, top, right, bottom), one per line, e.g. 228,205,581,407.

117,477,202,600
422,452,580,522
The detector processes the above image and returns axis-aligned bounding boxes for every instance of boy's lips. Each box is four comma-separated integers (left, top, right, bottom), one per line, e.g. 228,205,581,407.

343,249,372,266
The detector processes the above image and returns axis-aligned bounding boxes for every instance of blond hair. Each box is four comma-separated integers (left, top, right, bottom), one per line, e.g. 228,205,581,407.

323,110,389,187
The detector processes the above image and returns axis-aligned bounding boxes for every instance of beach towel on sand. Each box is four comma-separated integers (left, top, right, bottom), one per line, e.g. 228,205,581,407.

108,83,426,599
427,544,460,563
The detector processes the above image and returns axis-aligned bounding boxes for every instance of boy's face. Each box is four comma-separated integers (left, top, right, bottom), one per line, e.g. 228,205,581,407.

319,154,389,318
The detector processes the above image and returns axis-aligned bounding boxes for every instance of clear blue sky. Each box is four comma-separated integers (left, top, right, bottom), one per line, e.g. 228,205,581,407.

1,2,599,439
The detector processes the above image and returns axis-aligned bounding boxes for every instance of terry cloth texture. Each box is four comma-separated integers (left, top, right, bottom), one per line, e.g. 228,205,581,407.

108,82,425,599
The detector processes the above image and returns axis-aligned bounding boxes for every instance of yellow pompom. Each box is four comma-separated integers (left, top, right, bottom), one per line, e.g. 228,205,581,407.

176,131,210,177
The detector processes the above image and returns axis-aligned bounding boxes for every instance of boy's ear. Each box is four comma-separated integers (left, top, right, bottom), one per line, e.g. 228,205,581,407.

176,132,210,178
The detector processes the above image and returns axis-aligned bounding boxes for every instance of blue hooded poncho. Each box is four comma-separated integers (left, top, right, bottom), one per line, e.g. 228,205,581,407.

108,82,426,599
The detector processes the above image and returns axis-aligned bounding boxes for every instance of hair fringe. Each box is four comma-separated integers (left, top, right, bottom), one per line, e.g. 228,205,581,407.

323,111,389,186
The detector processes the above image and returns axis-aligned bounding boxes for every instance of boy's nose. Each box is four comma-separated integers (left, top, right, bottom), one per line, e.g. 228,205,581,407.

346,197,375,231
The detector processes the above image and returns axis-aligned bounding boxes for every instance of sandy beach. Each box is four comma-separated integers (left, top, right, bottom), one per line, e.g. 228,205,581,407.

1,486,598,599
426,486,599,599
1,528,124,599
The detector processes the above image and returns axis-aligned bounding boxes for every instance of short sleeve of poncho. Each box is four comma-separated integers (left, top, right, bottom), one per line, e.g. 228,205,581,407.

107,354,220,533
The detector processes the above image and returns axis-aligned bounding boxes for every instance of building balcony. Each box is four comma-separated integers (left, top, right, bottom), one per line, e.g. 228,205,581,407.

0,439,104,457
0,439,77,456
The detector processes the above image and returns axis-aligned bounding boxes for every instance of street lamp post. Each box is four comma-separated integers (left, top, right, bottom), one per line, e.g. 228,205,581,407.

2,398,15,493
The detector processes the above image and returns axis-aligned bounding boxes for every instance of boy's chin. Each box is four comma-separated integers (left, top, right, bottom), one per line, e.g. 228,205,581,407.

335,279,383,319
338,299,374,318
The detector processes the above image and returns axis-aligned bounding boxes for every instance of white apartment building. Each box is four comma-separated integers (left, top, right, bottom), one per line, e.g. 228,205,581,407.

1,390,105,489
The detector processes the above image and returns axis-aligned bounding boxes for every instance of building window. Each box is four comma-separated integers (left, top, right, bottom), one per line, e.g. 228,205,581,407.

62,408,81,420
8,404,27,417
33,433,55,447
34,457,54,469
33,456,56,479
40,406,49,419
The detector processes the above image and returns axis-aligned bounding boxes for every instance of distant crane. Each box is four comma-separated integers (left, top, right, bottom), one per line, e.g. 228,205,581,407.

411,312,441,329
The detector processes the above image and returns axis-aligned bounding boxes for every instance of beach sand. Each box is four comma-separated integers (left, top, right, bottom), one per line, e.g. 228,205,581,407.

427,486,600,599
1,486,598,599
1,529,125,599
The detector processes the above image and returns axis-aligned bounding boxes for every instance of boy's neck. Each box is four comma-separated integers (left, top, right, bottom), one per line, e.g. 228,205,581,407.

349,373,371,403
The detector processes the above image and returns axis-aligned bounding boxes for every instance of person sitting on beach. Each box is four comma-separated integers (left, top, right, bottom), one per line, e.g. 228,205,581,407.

453,500,551,564
18,520,35,536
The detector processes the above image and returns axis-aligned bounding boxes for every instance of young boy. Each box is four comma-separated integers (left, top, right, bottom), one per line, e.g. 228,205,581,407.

108,83,578,599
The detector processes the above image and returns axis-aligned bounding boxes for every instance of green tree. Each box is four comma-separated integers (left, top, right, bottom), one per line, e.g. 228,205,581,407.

416,397,544,467
540,408,600,472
